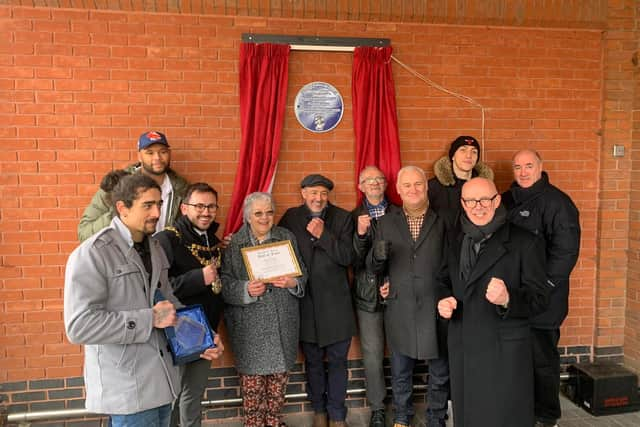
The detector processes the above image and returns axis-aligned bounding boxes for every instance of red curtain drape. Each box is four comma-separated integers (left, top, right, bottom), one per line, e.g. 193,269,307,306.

224,43,290,234
352,46,402,206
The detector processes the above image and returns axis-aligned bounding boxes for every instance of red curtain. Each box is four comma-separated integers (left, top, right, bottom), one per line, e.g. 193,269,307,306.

224,43,290,234
352,46,402,206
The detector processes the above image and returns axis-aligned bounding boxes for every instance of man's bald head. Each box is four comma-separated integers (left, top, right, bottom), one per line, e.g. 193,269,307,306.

461,177,501,226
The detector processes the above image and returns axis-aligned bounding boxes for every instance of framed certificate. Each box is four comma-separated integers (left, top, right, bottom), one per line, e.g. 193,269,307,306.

241,240,303,282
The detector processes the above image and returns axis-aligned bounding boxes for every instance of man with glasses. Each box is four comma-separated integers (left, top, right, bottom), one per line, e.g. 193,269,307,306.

78,131,189,241
279,174,356,427
352,166,392,427
368,166,449,427
501,150,580,427
437,177,549,427
156,183,231,427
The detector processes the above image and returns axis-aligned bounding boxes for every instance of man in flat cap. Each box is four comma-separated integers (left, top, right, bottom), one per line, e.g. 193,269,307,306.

78,130,189,241
279,174,356,427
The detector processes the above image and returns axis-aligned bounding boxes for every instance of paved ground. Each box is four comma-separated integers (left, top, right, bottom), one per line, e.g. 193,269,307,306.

207,394,640,426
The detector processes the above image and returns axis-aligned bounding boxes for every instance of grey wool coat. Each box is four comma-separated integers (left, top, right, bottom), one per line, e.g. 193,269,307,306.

221,224,307,375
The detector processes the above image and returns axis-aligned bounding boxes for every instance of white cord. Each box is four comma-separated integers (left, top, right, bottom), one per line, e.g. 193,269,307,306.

391,55,487,158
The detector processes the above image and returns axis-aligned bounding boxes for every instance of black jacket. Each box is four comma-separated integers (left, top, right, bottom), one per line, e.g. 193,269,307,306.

427,156,494,228
501,171,581,328
155,215,224,330
279,203,357,347
351,202,389,313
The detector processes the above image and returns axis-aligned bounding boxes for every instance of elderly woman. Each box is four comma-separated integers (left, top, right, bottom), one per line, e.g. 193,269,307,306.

221,192,307,427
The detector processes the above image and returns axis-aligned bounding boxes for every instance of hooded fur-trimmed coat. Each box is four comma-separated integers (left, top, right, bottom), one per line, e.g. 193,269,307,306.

427,156,494,226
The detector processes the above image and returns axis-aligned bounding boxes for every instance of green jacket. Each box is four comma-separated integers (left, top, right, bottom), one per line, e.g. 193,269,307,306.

77,164,189,242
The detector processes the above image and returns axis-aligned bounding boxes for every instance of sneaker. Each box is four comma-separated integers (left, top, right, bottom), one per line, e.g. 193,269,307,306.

534,422,558,427
369,409,385,427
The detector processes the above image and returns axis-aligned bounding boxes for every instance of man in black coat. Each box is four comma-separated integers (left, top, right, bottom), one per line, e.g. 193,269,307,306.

427,135,493,228
352,166,392,427
437,177,550,427
501,149,581,427
368,166,448,427
279,174,356,427
155,182,230,427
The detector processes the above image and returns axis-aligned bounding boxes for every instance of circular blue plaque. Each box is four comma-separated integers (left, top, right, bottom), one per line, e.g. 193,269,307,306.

294,82,344,133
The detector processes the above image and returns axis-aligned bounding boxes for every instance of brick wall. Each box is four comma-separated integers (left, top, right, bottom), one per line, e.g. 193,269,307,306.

1,0,631,423
623,0,640,372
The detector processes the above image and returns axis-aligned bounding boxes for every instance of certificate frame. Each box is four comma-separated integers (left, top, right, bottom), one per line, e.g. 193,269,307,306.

240,240,302,282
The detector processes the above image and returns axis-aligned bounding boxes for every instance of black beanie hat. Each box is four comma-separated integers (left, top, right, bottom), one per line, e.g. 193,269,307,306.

448,136,480,160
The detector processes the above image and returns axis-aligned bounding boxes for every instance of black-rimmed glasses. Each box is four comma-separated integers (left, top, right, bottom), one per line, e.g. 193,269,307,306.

184,203,218,212
461,194,498,208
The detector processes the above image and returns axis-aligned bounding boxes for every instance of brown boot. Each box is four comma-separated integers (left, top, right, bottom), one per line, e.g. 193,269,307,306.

329,421,348,427
313,412,328,427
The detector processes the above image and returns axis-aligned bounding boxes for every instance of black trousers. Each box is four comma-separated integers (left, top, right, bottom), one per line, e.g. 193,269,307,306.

532,328,561,424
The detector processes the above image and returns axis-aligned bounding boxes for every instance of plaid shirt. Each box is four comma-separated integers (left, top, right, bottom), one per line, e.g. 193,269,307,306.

364,198,388,219
405,212,425,241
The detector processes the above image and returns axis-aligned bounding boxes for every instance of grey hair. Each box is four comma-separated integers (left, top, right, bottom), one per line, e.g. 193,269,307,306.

358,165,383,183
396,165,426,185
512,149,543,163
242,192,275,223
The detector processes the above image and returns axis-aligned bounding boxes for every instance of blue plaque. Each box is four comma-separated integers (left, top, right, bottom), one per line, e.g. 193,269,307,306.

163,304,216,365
294,82,344,133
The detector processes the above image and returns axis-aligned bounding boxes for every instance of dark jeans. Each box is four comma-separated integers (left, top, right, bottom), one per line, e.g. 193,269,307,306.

357,309,386,411
532,327,561,424
390,351,449,427
301,339,352,421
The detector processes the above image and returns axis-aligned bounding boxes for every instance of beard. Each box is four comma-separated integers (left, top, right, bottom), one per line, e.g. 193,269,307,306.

141,161,169,176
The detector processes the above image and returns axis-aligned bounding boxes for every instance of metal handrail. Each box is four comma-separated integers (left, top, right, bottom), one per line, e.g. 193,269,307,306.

7,386,419,425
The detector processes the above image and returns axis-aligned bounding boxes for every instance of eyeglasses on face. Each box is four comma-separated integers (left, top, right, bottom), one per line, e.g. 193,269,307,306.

461,194,498,208
252,210,275,219
360,176,386,185
185,203,218,212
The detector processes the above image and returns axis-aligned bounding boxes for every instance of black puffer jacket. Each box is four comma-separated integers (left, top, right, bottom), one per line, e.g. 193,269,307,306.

501,172,581,328
351,203,390,313
427,156,494,227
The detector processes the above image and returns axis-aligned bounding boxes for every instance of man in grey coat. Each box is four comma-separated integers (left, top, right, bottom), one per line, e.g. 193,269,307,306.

369,166,449,427
64,174,222,427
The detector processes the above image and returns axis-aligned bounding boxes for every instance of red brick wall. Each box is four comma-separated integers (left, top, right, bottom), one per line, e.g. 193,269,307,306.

0,3,605,389
621,0,640,372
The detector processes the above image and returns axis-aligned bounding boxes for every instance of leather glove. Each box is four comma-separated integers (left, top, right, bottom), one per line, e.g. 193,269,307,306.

372,240,391,262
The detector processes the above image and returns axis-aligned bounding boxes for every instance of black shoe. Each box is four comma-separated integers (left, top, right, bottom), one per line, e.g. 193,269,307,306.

369,409,385,427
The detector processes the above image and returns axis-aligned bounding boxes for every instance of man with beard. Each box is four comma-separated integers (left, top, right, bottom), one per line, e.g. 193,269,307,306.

501,150,581,427
64,174,223,427
155,183,230,427
437,177,549,427
78,131,189,241
278,174,356,427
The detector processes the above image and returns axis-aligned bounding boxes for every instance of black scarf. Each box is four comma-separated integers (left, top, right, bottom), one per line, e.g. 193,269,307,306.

459,204,507,281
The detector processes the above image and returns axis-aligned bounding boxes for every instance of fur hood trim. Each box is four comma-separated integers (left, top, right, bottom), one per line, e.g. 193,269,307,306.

432,156,494,187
